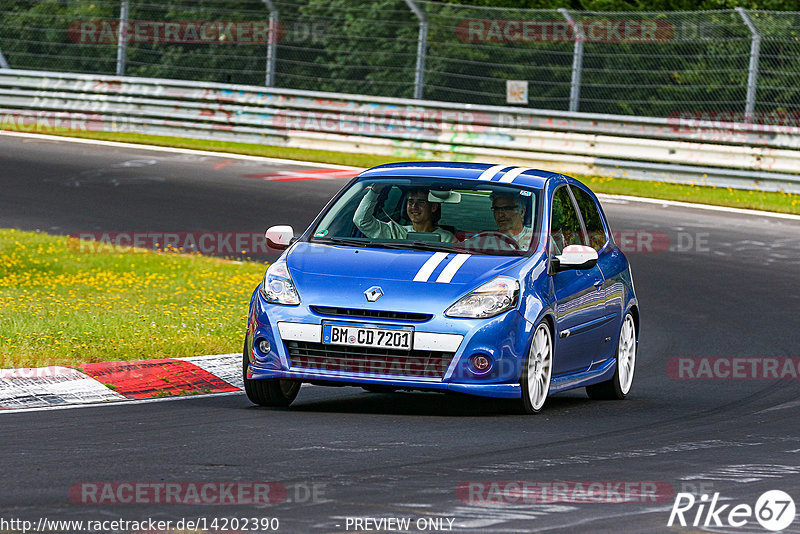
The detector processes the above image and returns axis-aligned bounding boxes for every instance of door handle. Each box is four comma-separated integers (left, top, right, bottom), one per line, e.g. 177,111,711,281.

593,279,603,289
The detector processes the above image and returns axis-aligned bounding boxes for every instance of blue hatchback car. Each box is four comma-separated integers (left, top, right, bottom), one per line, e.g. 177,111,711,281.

244,162,638,413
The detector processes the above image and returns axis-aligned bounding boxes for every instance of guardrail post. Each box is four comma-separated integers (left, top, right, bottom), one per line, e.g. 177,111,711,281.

116,0,129,76
262,0,279,87
558,8,584,113
0,48,9,69
736,7,760,121
403,0,427,99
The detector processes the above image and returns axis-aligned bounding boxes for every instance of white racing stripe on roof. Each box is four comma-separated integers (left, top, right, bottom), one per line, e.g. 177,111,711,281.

413,252,449,282
477,164,510,181
435,254,471,283
497,167,535,183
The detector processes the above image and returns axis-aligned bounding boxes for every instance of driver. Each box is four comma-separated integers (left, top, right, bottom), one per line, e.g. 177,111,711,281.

491,192,532,250
353,185,455,242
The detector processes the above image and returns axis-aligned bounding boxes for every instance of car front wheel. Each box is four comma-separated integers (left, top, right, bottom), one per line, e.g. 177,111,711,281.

586,312,636,400
243,341,300,407
520,321,553,414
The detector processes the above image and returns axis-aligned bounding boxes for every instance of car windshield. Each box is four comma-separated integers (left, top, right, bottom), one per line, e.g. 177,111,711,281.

309,177,541,256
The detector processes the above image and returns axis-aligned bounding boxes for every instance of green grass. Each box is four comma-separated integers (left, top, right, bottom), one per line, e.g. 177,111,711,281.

0,229,266,368
581,175,800,214
4,126,797,215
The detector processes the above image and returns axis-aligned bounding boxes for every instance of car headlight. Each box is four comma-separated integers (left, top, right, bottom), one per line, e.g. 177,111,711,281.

260,261,300,305
445,276,519,318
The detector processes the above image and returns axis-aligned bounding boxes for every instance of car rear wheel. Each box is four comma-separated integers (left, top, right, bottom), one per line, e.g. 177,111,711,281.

242,341,300,407
520,321,552,414
586,312,636,400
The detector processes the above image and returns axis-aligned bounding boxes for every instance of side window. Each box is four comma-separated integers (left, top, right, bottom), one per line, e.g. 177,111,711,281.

550,187,584,255
570,186,608,251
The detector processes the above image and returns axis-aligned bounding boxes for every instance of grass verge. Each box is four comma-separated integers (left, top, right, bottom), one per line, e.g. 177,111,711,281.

3,127,797,215
581,175,799,214
0,229,265,368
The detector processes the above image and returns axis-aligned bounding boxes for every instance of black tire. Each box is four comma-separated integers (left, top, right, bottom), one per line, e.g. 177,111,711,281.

361,385,397,394
242,341,300,407
519,321,553,414
586,312,636,400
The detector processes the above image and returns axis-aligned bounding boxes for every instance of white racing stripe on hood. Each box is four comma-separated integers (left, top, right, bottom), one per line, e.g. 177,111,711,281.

477,164,511,181
435,254,471,283
413,252,449,282
497,167,534,183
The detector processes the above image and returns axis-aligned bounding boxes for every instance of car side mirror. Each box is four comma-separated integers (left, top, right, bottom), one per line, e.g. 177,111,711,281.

265,225,294,250
552,244,598,272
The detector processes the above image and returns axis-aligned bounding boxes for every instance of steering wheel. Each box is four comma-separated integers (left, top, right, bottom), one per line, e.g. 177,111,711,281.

461,230,521,251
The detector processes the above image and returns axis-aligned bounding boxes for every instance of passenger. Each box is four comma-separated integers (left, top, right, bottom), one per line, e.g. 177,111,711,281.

353,185,455,242
490,192,532,250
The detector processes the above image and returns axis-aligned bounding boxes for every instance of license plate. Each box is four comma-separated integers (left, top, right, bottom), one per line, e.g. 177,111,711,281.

322,324,412,350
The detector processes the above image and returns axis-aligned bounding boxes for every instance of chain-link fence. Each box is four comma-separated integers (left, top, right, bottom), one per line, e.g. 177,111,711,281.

1,1,799,124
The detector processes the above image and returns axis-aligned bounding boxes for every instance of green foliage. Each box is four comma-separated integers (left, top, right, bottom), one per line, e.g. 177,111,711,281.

1,0,798,117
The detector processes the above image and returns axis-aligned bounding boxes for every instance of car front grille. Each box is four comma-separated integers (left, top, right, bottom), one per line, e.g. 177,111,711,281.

309,306,432,322
285,341,454,378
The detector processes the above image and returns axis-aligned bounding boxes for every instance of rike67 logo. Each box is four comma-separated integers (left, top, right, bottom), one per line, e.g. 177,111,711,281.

668,490,796,531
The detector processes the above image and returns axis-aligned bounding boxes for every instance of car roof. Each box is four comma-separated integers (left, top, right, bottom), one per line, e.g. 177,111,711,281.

357,162,558,189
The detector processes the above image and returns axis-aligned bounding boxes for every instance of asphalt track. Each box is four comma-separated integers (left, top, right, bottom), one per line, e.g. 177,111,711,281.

1,133,800,533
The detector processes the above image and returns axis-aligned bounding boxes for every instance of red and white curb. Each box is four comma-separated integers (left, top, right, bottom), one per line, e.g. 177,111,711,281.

0,354,242,411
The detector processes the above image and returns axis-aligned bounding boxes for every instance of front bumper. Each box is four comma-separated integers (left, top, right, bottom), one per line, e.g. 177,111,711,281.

246,288,534,399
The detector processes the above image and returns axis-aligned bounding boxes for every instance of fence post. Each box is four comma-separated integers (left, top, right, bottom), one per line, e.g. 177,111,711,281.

0,48,9,69
558,9,584,113
116,0,129,76
736,7,760,121
261,0,279,87
403,0,427,99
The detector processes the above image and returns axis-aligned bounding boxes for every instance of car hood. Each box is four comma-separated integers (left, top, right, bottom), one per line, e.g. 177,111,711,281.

286,242,529,312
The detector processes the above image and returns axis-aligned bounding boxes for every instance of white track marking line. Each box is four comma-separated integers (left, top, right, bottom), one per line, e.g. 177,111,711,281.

597,193,800,221
0,131,362,170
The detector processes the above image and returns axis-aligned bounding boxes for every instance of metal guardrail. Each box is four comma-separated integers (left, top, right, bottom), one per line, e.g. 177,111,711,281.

1,69,799,194
3,3,800,120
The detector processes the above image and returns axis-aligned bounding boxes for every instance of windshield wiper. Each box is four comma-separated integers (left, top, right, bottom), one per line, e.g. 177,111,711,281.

314,237,413,250
313,237,382,247
313,237,469,254
396,241,472,254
